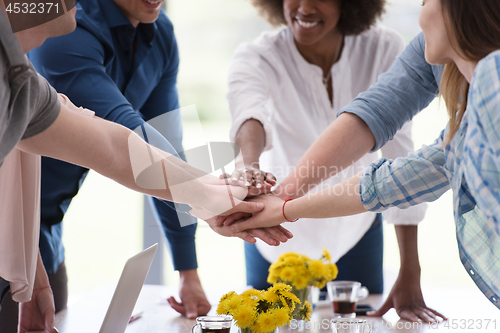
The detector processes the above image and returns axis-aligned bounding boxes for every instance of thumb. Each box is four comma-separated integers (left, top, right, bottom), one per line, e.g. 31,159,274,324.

235,201,264,214
184,301,199,320
367,299,393,317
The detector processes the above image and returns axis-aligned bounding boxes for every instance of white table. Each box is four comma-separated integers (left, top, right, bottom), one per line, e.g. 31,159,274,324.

49,284,499,333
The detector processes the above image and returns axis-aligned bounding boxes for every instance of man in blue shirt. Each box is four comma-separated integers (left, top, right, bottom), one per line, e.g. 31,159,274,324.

0,0,210,328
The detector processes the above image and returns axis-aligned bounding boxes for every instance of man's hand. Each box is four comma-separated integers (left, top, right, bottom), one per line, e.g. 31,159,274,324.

368,266,446,322
167,269,211,319
18,286,59,333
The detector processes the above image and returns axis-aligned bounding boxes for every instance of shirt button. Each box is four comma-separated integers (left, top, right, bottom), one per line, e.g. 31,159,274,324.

492,296,498,303
13,66,22,72
469,269,475,275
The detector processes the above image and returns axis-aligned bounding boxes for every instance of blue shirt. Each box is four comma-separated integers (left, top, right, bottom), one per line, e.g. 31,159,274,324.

339,32,444,151
360,51,500,310
29,0,197,273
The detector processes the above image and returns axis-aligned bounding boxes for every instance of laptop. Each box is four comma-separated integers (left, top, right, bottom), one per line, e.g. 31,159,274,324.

99,243,158,333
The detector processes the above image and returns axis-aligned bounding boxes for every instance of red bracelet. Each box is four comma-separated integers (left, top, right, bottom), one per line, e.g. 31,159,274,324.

282,198,298,222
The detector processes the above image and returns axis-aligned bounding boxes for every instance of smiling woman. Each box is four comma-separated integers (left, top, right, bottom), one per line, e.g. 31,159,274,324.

224,0,438,323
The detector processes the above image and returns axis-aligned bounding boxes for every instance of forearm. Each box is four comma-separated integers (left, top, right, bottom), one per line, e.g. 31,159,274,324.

18,105,208,207
34,251,50,289
285,173,367,220
275,113,375,199
234,119,266,169
395,225,421,275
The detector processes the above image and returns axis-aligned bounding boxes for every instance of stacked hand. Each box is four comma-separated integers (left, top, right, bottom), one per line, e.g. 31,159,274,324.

191,173,292,246
223,166,277,191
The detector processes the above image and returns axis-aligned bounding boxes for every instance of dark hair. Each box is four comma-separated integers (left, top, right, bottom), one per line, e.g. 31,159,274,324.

249,0,386,35
439,0,500,144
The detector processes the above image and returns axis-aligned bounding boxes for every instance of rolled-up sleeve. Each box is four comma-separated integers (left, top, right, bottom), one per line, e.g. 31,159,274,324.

361,132,450,212
380,122,427,224
227,46,274,151
338,32,441,151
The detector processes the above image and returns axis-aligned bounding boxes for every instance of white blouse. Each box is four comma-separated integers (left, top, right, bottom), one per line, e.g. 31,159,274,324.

228,25,427,263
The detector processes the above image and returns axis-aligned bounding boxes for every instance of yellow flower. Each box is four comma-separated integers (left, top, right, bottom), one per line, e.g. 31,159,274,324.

269,282,291,294
267,273,279,284
313,278,327,289
274,307,291,327
242,289,261,298
303,301,313,321
219,291,237,302
216,299,230,315
308,259,325,279
279,267,295,282
293,275,309,290
256,311,276,333
322,248,332,262
227,295,242,312
263,289,279,304
280,290,300,304
233,304,256,329
328,263,339,280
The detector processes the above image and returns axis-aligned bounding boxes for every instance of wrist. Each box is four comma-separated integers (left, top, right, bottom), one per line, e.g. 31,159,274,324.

282,198,299,222
179,269,201,284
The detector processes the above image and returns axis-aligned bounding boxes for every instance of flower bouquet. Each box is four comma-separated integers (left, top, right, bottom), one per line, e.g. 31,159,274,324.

267,248,338,319
216,283,311,333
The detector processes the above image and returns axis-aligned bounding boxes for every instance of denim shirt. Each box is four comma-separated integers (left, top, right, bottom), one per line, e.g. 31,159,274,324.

29,0,197,273
338,32,444,151
360,51,500,309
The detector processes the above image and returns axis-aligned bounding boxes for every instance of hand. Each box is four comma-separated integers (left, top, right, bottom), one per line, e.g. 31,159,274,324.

228,194,288,233
167,269,211,319
221,167,276,196
190,206,293,246
368,270,446,322
18,286,59,333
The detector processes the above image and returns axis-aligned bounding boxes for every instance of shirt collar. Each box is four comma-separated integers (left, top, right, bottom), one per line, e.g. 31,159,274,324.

99,0,156,44
284,27,349,81
100,0,137,28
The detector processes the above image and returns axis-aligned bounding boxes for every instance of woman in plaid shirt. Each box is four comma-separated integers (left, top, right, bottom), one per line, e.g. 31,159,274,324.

228,0,500,310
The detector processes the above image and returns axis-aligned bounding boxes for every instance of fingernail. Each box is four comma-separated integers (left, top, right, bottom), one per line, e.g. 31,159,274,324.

245,181,251,187
366,311,375,316
54,327,60,333
232,177,238,181
256,203,264,209
256,183,262,189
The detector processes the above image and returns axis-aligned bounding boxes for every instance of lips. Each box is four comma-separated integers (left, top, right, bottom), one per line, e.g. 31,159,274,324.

295,18,320,29
141,0,163,8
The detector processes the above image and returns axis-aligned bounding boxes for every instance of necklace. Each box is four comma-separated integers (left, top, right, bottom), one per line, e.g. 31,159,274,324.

322,35,344,88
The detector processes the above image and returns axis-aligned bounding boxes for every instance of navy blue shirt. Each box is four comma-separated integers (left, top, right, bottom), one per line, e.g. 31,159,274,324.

29,0,197,273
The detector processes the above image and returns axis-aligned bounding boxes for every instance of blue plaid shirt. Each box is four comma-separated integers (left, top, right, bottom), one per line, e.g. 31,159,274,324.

360,51,500,310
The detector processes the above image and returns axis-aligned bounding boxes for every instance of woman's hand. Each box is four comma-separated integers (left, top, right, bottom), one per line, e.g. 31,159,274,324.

189,205,293,246
224,194,289,233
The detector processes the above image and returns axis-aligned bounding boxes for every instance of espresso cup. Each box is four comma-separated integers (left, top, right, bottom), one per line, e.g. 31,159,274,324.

326,281,369,318
192,315,233,333
331,318,372,333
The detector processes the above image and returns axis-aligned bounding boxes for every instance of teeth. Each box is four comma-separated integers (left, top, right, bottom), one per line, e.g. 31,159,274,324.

144,0,161,4
296,19,319,28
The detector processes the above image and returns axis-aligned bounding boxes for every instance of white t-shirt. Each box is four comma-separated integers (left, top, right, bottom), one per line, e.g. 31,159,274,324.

228,25,427,263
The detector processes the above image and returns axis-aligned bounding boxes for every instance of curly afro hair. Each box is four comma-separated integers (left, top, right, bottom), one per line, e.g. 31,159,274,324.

249,0,386,35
